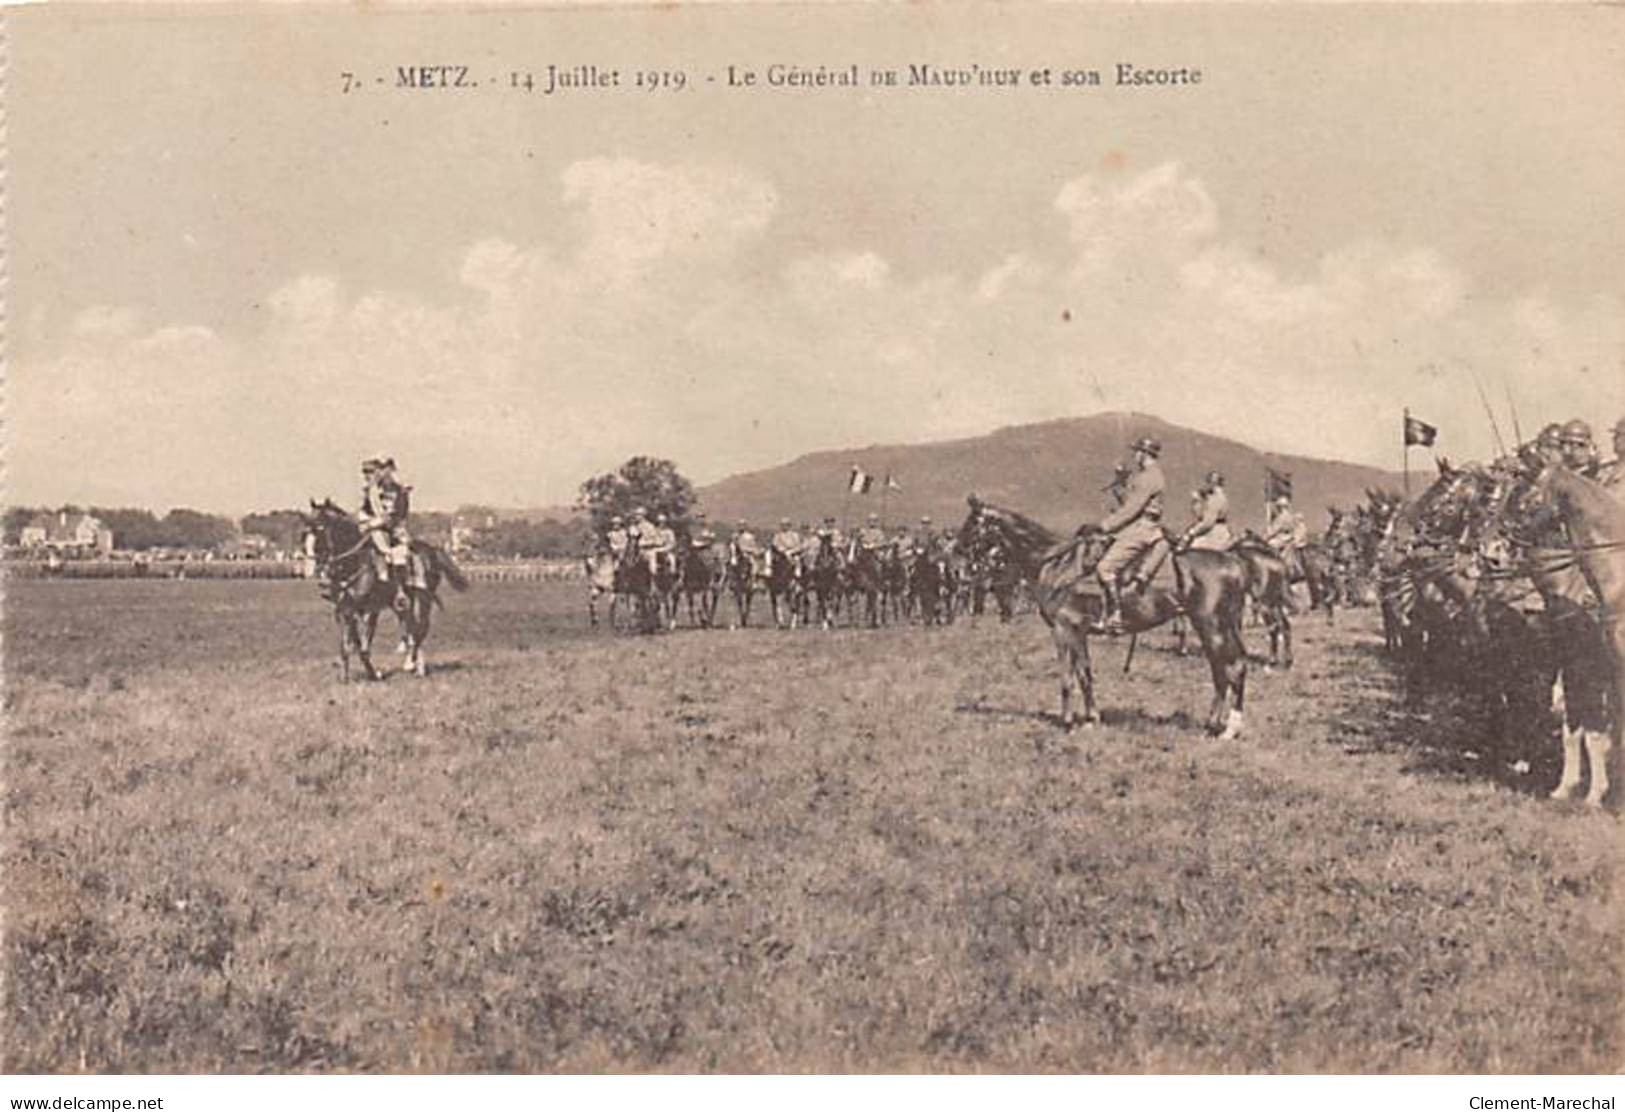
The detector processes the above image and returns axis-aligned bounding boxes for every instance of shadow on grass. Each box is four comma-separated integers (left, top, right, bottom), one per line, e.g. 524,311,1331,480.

953,700,1205,735
1320,638,1563,799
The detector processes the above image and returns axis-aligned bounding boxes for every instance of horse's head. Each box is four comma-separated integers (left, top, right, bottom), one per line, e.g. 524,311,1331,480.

301,498,361,574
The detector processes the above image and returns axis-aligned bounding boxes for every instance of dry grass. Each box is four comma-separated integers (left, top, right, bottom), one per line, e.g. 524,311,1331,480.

3,579,1619,1072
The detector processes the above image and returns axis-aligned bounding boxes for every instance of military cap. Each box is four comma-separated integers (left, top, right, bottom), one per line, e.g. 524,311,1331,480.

1205,469,1224,487
1132,436,1162,457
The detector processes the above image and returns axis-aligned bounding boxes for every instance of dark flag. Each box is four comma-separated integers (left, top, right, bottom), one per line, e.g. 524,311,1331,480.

1404,414,1439,448
847,466,874,495
1265,467,1294,502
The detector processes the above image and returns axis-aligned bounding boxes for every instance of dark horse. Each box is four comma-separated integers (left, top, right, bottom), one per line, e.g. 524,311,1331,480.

301,499,468,680
725,544,760,629
959,496,1250,736
805,537,845,631
846,543,888,628
1227,535,1296,669
764,547,802,629
679,541,724,629
912,547,956,626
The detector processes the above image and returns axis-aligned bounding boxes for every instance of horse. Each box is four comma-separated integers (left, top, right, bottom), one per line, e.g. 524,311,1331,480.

846,543,887,628
959,496,1250,736
882,546,912,623
300,499,468,680
724,544,761,629
1519,463,1625,806
1227,535,1296,669
584,547,624,630
804,537,845,631
912,547,956,626
679,541,724,629
764,547,802,629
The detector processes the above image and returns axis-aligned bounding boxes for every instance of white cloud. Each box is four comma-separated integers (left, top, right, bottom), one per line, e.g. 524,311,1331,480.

9,160,1622,512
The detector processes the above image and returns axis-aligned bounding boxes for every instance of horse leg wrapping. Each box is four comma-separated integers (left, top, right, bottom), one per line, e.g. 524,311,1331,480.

1552,722,1583,801
1583,729,1613,807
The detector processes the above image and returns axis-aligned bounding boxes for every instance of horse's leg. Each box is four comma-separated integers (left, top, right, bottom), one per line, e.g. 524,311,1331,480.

358,609,381,681
413,597,430,676
335,610,352,682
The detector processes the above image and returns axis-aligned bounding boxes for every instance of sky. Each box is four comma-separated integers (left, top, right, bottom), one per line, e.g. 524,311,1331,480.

7,4,1624,514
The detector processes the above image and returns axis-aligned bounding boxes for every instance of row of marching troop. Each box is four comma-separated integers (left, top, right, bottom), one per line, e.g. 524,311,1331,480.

584,505,1013,634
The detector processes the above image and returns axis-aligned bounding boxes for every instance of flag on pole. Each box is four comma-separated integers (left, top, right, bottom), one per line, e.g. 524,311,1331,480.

1403,414,1439,448
1265,467,1294,502
848,466,874,495
885,473,902,492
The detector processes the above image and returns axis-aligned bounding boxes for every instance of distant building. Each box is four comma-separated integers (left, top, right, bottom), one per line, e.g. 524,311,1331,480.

217,535,273,559
20,510,114,556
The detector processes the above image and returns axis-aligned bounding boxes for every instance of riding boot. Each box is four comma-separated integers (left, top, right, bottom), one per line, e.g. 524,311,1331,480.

390,565,410,612
1093,582,1125,635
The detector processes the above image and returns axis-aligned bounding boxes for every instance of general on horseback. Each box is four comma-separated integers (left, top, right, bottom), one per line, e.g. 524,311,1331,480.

960,434,1252,738
1091,436,1166,635
301,455,469,681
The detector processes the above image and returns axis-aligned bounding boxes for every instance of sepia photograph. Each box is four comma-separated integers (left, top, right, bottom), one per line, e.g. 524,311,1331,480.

3,1,1623,1083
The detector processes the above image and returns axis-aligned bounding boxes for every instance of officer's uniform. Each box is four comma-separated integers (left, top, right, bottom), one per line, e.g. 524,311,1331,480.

733,527,761,555
1095,461,1166,586
1183,485,1233,552
606,524,630,557
1266,502,1306,577
360,465,417,587
691,523,717,548
630,516,662,572
858,524,888,551
772,526,803,555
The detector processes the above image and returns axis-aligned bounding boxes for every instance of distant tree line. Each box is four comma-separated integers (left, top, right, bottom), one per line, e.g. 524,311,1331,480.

3,503,593,558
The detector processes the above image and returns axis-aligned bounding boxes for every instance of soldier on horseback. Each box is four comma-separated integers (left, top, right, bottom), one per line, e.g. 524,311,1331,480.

816,515,845,552
605,514,630,560
857,513,887,552
1265,493,1308,578
1178,469,1234,553
1091,436,1166,635
358,455,416,610
1558,419,1601,477
1599,416,1625,493
731,519,761,564
690,511,717,549
771,517,803,562
915,516,938,557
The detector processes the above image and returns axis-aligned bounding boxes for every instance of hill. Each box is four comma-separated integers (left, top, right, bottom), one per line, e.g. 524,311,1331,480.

694,413,1408,535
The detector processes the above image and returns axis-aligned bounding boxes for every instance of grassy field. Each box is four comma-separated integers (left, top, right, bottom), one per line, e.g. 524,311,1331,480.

3,578,1619,1072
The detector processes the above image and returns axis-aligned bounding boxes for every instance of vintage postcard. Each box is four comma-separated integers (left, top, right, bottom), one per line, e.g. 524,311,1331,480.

4,1,1623,1085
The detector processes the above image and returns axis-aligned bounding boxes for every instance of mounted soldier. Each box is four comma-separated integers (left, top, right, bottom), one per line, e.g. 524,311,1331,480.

627,507,659,571
731,518,762,563
857,513,888,553
689,511,718,550
771,517,803,562
1090,436,1166,635
358,455,417,610
1179,469,1234,553
1558,419,1601,477
816,515,846,554
605,514,630,560
1264,493,1308,579
649,512,678,575
1598,416,1625,494
915,515,938,557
